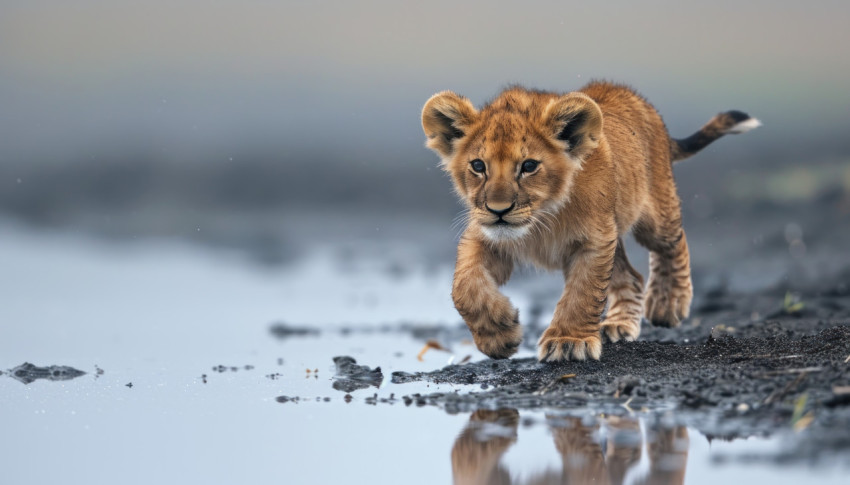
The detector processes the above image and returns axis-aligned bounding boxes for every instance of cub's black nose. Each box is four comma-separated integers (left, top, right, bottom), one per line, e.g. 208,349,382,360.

486,202,515,217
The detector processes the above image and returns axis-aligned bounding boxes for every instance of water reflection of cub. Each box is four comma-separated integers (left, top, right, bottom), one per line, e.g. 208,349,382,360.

451,409,688,485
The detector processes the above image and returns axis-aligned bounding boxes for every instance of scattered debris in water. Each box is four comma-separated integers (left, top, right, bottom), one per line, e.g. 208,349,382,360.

7,362,86,384
269,323,321,339
364,393,399,405
211,364,255,373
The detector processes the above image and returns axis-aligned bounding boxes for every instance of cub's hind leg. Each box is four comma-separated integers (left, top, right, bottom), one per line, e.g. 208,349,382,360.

601,239,644,342
634,217,693,328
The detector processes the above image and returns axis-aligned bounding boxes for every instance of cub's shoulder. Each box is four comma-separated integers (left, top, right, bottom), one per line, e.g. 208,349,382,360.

578,81,645,103
579,81,664,128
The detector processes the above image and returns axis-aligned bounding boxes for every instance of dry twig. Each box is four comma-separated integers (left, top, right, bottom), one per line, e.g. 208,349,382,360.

534,374,577,396
417,340,449,362
764,372,808,405
756,367,822,378
727,353,802,360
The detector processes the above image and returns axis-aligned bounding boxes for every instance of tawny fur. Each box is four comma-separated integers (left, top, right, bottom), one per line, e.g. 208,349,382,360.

421,81,758,362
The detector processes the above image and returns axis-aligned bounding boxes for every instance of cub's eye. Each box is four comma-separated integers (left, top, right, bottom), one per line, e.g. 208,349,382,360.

521,159,540,174
470,159,486,173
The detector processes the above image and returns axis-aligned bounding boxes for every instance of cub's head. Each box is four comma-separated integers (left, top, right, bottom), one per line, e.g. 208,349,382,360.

421,88,603,242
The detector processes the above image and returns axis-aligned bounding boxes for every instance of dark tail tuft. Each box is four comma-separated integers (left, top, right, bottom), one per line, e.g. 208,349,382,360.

671,110,761,162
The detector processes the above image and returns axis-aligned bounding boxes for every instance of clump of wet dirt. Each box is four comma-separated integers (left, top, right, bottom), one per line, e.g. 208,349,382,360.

332,356,384,392
7,363,86,384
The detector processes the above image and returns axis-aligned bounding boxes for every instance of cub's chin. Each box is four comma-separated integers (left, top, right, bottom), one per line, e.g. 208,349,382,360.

480,222,531,242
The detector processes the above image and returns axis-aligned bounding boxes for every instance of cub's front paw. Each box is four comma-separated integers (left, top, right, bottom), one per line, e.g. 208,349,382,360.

537,328,602,362
600,317,641,342
470,309,523,360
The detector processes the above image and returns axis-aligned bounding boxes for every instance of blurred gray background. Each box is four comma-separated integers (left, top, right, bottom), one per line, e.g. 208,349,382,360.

1,0,848,272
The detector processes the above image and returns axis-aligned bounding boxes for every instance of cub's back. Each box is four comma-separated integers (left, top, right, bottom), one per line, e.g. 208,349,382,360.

580,82,673,231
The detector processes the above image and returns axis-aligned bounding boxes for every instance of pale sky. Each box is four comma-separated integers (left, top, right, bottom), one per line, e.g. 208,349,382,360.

1,0,848,164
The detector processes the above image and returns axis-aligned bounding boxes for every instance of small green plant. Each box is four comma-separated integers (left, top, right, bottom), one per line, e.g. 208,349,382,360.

784,291,805,314
791,393,814,432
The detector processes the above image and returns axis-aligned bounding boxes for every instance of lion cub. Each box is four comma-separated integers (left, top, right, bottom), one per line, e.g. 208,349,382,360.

421,82,759,361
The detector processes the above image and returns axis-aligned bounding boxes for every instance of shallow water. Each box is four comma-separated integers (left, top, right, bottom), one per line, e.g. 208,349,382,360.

1,222,847,484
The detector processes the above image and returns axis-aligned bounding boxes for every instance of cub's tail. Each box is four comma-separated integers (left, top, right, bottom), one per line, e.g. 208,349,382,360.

670,110,761,162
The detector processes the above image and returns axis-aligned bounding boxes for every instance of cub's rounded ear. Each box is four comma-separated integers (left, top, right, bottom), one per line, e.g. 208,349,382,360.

543,93,603,161
421,91,478,158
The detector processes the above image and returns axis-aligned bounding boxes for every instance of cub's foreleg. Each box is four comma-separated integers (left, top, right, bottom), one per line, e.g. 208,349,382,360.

538,236,617,361
453,230,521,359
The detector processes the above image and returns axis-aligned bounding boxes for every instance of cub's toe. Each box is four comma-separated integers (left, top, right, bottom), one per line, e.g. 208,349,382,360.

601,318,641,342
537,333,602,362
